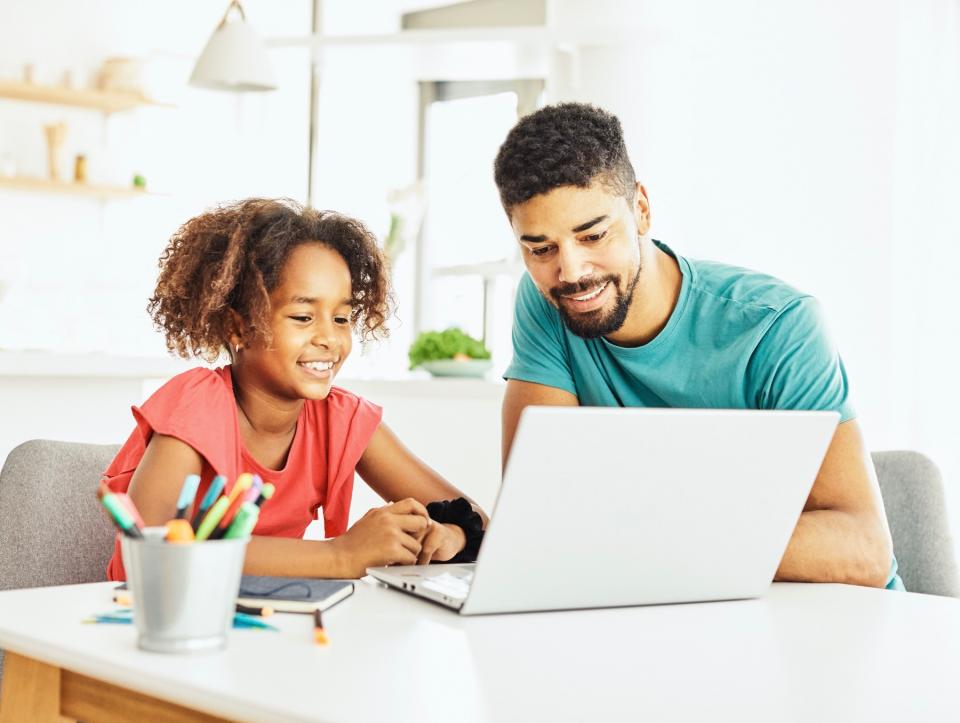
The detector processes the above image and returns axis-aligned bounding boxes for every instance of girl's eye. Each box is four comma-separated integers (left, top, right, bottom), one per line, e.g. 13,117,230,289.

530,246,553,257
334,316,350,325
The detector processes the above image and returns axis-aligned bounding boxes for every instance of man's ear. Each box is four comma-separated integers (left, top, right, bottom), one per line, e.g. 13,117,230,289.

633,182,651,235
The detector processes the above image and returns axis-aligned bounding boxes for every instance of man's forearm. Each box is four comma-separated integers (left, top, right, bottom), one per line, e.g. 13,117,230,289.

775,509,892,587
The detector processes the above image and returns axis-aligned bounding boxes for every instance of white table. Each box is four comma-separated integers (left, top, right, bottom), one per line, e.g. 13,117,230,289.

0,580,958,722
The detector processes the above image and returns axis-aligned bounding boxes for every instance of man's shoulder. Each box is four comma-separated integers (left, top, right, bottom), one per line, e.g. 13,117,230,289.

684,254,808,317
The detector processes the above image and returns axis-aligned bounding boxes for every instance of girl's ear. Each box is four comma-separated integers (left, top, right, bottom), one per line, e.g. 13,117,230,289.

228,309,246,353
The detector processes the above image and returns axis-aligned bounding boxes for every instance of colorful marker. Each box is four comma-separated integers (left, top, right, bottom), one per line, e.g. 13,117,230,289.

100,493,144,539
164,518,195,544
313,608,328,645
223,502,259,539
233,612,279,631
236,603,273,617
254,483,276,508
84,610,278,631
175,474,202,520
210,474,254,540
244,474,264,504
194,496,231,541
190,474,226,531
114,492,145,529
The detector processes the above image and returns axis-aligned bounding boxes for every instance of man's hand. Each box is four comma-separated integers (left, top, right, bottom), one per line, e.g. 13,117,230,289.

417,522,467,565
330,498,430,578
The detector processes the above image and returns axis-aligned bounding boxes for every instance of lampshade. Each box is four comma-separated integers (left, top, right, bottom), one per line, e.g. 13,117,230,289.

189,1,277,92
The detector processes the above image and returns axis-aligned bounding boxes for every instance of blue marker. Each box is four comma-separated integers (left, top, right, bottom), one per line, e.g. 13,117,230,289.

175,474,202,520
189,474,226,530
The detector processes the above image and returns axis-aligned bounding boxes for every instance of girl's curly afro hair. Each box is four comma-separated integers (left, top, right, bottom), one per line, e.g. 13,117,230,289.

149,198,392,361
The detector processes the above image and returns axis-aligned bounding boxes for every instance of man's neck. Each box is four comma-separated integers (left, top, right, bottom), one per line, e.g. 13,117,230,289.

604,239,683,347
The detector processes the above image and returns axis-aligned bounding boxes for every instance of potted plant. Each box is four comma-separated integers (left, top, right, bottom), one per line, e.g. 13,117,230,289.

408,328,492,378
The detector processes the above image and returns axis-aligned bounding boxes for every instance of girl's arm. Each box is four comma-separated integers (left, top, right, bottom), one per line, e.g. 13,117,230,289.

355,422,489,524
355,422,489,563
127,433,429,578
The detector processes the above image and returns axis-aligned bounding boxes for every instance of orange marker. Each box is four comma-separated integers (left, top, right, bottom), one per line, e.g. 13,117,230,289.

164,518,195,544
313,608,328,645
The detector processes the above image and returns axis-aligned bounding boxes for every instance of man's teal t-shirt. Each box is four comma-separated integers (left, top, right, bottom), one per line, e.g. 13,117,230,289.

505,241,903,591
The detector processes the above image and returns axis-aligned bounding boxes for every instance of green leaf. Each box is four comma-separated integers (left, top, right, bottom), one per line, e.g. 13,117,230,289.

408,328,491,369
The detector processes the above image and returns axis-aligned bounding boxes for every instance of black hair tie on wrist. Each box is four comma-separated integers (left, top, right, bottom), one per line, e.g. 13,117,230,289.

426,497,484,564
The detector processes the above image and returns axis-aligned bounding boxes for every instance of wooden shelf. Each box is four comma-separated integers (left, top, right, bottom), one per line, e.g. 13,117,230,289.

0,176,160,200
0,80,173,114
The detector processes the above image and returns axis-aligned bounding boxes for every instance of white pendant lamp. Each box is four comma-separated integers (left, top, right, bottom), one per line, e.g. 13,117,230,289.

190,0,277,92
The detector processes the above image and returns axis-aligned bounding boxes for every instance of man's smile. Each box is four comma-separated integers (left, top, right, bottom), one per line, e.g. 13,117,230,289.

559,281,612,312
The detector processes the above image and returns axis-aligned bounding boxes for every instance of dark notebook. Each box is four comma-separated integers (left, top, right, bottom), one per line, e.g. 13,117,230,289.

236,575,355,613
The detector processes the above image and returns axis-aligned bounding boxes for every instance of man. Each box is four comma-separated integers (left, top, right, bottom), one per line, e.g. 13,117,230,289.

494,102,900,589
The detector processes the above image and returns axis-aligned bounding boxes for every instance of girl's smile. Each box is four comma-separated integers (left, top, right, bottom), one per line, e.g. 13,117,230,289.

234,242,354,405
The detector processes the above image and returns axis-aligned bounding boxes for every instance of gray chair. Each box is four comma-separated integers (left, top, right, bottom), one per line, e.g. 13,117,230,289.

873,450,960,597
0,439,120,684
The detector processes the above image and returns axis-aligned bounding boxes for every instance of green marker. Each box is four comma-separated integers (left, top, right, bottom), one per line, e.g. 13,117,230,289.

224,502,260,539
254,483,275,508
100,493,143,538
195,496,231,541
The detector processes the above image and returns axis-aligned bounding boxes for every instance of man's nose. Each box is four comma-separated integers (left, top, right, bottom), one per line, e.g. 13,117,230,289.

557,244,593,285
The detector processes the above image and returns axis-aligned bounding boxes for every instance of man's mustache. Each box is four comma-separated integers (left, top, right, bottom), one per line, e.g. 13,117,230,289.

550,274,619,301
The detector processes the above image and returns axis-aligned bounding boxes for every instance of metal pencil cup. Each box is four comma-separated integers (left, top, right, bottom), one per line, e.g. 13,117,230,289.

120,536,247,653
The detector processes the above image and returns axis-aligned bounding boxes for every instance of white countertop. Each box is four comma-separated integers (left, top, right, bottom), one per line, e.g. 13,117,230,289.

1,580,958,722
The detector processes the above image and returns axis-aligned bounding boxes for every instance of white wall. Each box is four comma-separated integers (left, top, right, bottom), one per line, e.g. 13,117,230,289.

0,0,311,357
547,0,960,544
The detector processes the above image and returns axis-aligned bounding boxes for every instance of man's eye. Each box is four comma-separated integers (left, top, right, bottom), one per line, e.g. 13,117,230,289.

530,246,553,257
583,230,607,243
290,315,312,323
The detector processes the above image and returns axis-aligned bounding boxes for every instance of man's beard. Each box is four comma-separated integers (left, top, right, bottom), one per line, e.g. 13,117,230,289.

549,264,641,339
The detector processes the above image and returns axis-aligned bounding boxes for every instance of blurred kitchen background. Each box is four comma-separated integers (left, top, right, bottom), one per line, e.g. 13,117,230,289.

0,1,957,545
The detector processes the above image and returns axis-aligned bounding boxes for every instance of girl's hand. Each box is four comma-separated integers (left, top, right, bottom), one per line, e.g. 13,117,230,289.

331,498,430,578
416,522,466,565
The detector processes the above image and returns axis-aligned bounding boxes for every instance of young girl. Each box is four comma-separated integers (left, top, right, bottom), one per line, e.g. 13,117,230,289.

103,198,487,581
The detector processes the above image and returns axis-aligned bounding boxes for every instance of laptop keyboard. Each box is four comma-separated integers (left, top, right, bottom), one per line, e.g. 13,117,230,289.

420,568,474,600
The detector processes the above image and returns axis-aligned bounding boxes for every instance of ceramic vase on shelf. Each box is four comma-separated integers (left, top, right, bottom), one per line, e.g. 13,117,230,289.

43,123,67,181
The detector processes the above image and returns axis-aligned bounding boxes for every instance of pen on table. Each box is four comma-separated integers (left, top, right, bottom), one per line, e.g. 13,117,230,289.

190,474,226,531
313,608,328,645
209,473,254,540
233,611,279,631
84,610,278,631
99,493,144,539
175,473,201,520
236,603,273,617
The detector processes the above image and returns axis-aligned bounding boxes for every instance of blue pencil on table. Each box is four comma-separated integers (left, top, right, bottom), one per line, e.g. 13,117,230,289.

83,609,278,631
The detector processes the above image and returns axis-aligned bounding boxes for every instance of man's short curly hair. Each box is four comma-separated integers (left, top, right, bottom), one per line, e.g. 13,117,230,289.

493,102,636,213
149,198,392,361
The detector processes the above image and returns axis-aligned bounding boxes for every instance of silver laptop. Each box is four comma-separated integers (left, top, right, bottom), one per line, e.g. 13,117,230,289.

367,406,838,615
